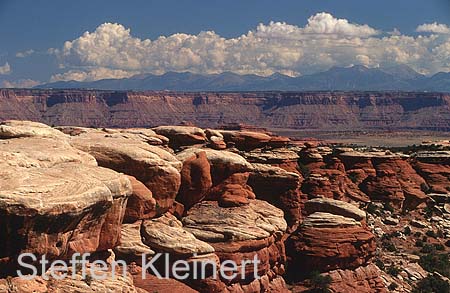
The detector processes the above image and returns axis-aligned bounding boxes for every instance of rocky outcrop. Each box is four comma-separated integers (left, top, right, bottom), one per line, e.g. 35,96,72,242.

325,264,387,293
207,172,256,207
411,151,450,194
67,129,182,212
219,130,272,151
177,151,212,209
177,148,253,184
153,126,206,148
182,200,288,292
286,200,376,279
124,176,157,222
248,163,303,227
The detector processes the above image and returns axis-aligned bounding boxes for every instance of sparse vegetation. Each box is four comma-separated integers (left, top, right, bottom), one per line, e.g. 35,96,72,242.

308,271,332,293
384,202,395,213
419,252,450,278
412,274,450,293
387,266,401,276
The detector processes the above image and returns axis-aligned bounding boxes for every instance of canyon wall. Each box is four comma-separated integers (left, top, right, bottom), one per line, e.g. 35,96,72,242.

1,89,450,130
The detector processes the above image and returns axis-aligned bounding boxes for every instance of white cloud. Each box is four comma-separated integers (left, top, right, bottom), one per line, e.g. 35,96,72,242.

51,13,450,81
0,62,11,75
416,22,450,34
16,49,35,58
50,67,137,82
1,79,40,88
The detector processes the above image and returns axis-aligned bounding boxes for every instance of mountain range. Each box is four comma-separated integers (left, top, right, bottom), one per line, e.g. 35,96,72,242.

37,65,450,92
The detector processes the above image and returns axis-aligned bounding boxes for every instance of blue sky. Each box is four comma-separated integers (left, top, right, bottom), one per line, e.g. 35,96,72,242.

1,0,450,87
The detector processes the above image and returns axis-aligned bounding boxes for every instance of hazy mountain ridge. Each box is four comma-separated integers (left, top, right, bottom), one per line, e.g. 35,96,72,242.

36,65,450,92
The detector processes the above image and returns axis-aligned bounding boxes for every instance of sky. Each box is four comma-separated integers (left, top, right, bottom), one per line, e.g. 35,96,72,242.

1,0,450,87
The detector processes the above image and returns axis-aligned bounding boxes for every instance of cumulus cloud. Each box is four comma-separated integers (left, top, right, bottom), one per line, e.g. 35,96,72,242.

416,22,450,34
51,12,450,81
50,67,137,82
16,49,35,58
1,79,40,88
0,62,11,75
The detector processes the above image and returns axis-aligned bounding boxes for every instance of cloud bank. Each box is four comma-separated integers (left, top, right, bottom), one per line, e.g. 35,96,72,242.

50,12,450,82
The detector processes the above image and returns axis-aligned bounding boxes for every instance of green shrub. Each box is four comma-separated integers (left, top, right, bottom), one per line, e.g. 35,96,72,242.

420,244,435,253
388,283,399,291
308,271,332,293
387,266,401,276
384,202,395,213
412,274,450,293
419,252,450,278
425,230,436,238
404,226,412,236
374,258,385,271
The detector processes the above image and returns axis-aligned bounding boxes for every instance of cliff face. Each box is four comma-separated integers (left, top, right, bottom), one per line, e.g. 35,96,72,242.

1,89,450,130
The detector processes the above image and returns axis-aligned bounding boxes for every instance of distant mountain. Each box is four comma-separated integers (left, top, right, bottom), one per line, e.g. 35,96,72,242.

37,65,450,92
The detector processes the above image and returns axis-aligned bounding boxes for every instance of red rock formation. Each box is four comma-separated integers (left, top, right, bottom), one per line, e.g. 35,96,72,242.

124,175,157,222
248,164,303,228
207,173,256,207
411,151,450,194
177,151,212,209
324,264,387,293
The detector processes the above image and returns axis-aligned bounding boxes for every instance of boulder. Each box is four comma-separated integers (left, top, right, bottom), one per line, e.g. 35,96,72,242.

114,222,155,264
0,265,143,293
176,148,253,184
0,137,97,168
182,200,288,292
326,264,387,293
304,198,366,221
412,151,450,194
0,162,131,272
124,176,157,222
286,211,376,277
69,131,182,213
248,163,303,227
219,130,272,151
177,151,212,209
153,126,206,148
142,213,214,256
0,120,67,139
207,173,255,207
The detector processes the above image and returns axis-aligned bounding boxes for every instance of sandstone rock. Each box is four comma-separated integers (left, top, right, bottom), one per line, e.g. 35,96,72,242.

304,197,366,221
207,173,255,207
176,148,253,184
142,213,214,256
0,162,131,264
302,173,333,198
183,200,287,242
153,126,206,148
248,163,302,227
326,264,387,293
360,169,405,208
412,151,450,194
69,131,181,212
219,130,272,151
124,176,157,222
286,212,376,276
0,137,97,168
115,222,155,264
383,216,399,225
177,151,212,209
205,129,226,150
410,219,429,228
182,200,288,292
2,266,142,292
0,120,67,139
129,264,199,293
